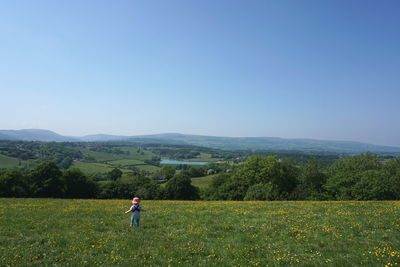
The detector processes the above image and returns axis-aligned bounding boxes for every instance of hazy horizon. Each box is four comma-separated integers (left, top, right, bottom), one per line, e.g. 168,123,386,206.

2,127,400,148
1,1,399,146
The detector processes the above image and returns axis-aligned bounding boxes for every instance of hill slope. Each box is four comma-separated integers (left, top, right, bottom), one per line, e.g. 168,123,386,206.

0,129,399,153
128,133,400,154
0,129,77,142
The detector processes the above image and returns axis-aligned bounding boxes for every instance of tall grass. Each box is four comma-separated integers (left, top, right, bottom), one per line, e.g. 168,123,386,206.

1,199,399,266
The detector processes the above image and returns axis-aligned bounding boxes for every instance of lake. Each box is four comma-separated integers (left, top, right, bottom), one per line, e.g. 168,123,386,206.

160,159,208,165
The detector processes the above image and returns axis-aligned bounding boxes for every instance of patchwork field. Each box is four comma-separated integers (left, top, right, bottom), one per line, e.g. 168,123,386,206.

1,199,399,266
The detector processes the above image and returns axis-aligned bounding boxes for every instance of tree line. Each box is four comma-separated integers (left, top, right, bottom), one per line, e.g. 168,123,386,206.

1,153,399,200
0,161,199,200
202,153,400,200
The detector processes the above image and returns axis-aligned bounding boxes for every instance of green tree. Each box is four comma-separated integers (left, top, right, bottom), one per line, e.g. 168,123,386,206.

165,173,199,200
186,166,206,178
324,153,382,200
62,168,98,198
244,182,283,200
59,156,73,169
352,158,400,200
29,161,64,197
202,173,231,200
129,174,161,199
98,181,120,199
382,158,400,199
107,168,123,181
98,174,161,199
0,169,28,197
229,156,298,200
293,160,327,200
160,165,176,180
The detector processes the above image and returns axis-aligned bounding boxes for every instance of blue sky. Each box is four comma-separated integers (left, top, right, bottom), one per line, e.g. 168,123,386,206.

1,0,399,146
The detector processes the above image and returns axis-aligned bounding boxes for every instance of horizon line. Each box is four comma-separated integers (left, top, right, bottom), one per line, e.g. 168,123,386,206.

1,128,399,148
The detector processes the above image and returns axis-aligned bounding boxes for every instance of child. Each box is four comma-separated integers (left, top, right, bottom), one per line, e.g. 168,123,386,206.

125,197,143,227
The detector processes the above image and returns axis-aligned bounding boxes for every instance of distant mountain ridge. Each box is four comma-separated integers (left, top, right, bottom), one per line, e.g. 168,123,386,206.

0,129,78,142
79,134,130,142
0,129,399,154
127,133,400,153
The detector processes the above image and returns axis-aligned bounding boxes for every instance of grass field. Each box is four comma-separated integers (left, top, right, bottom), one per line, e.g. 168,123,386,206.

0,146,219,175
0,154,20,169
71,162,116,174
82,149,126,162
1,199,399,266
191,174,216,189
134,164,161,172
80,147,161,173
119,147,157,161
107,159,161,172
72,162,141,175
108,159,146,166
0,154,32,169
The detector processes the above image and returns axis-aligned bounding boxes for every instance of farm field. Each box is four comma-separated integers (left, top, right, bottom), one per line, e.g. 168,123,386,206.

191,174,217,189
0,142,230,177
0,154,23,169
108,159,146,166
71,161,117,174
81,147,161,173
1,199,399,266
82,149,126,162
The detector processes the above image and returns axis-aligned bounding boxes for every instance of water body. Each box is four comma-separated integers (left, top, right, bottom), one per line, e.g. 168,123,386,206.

160,159,208,165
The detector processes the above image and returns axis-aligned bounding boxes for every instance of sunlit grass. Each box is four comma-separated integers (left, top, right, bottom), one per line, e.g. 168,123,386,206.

71,162,115,174
191,174,216,189
1,199,399,266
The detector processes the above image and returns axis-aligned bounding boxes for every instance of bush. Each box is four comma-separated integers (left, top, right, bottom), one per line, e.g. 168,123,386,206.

0,169,28,197
98,175,161,199
244,182,284,201
62,168,98,198
29,161,64,197
164,173,199,200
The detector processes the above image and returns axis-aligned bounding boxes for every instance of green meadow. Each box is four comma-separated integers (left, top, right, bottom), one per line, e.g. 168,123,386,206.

108,159,146,166
80,147,161,174
0,154,22,169
82,149,126,162
191,174,216,189
0,154,33,169
71,162,117,174
1,199,399,266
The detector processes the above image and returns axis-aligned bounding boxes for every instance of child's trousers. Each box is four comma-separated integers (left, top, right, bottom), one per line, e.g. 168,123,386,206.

131,216,140,227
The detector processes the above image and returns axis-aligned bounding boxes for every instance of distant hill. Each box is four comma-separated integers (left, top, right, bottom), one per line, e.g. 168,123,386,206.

0,132,18,140
80,134,130,142
0,129,78,142
127,133,400,154
0,129,399,154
